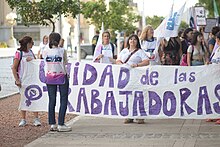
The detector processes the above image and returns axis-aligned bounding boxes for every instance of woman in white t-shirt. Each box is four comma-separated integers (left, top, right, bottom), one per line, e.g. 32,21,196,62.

11,36,41,127
208,31,220,124
187,31,209,66
211,32,220,64
38,35,48,59
93,31,116,64
140,25,160,65
116,34,149,124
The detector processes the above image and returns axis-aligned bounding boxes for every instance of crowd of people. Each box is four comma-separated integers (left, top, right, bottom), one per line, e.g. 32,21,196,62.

10,25,220,131
92,25,220,124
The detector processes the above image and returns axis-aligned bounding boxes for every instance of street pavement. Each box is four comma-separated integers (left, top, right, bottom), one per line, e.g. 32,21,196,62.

0,57,19,99
1,49,220,147
26,116,220,147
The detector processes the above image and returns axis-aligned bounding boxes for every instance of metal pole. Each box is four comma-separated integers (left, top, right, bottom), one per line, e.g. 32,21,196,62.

117,31,120,56
76,14,81,61
76,0,81,61
11,25,14,39
142,0,146,29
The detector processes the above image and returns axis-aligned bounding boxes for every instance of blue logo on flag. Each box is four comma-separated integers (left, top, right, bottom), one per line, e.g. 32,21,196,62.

166,12,178,30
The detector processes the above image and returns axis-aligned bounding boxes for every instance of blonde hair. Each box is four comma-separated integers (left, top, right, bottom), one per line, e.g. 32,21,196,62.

139,25,154,41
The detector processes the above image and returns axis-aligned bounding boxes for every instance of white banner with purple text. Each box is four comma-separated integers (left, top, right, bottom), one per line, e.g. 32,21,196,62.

19,60,220,119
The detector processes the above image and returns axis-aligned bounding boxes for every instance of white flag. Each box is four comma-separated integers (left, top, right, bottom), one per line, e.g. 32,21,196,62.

154,2,186,38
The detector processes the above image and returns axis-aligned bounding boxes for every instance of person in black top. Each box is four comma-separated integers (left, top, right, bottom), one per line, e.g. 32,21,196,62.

181,28,193,54
92,30,100,54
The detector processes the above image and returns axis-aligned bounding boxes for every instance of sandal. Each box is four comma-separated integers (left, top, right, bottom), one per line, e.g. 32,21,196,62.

136,119,145,124
206,119,218,122
215,120,220,124
124,119,134,124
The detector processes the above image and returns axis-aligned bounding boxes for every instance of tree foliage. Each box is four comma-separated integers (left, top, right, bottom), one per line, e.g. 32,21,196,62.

81,0,140,36
6,0,80,32
198,0,220,17
6,0,139,35
179,21,189,30
145,15,164,29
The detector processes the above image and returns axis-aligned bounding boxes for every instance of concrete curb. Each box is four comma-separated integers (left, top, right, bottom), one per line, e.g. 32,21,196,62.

0,92,19,100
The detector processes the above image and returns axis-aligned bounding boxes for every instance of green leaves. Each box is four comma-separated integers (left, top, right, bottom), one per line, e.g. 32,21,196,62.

198,0,220,17
81,0,139,35
6,0,139,34
6,0,80,32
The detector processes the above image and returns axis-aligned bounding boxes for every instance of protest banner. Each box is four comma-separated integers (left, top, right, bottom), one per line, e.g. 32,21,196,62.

20,60,220,119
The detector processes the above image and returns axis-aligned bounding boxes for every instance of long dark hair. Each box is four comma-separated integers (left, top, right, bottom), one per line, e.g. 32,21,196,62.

126,34,141,49
49,32,61,48
191,31,205,52
191,31,202,45
183,28,193,40
18,36,32,51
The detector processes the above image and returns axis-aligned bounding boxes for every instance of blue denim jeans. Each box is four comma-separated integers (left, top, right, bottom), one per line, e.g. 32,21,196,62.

46,75,69,125
191,60,204,66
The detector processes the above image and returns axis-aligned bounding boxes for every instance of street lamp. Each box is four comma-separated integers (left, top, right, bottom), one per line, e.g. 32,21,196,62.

6,12,17,48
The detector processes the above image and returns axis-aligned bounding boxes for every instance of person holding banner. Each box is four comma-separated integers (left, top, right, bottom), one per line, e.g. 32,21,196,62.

208,31,220,124
43,32,72,132
93,31,116,64
208,27,220,54
140,25,160,65
11,36,41,127
187,31,209,66
116,34,149,124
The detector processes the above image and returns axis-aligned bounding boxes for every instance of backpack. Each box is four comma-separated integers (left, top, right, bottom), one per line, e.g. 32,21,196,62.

180,45,194,66
13,50,23,72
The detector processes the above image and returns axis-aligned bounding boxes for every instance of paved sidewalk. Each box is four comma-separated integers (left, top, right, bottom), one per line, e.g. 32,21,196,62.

26,116,220,147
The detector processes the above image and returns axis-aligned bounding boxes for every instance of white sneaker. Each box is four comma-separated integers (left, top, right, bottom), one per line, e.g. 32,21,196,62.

57,125,72,132
50,124,58,131
19,119,27,127
33,118,41,126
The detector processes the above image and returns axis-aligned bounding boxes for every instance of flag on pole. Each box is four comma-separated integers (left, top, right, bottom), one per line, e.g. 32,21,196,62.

154,2,186,38
213,0,219,18
93,22,104,61
189,7,196,29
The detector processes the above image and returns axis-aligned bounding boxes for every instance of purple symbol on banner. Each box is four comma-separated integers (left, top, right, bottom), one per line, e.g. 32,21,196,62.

25,85,42,106
39,61,46,83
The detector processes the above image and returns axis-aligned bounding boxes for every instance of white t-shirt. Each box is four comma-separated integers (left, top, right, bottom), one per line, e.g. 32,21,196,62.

14,50,35,81
43,47,67,84
39,42,49,59
93,43,115,64
118,48,148,65
211,46,220,64
141,38,160,65
187,45,206,61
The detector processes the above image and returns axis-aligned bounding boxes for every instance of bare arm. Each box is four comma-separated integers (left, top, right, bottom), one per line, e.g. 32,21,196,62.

116,60,123,65
11,58,21,87
187,52,191,66
131,59,149,68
